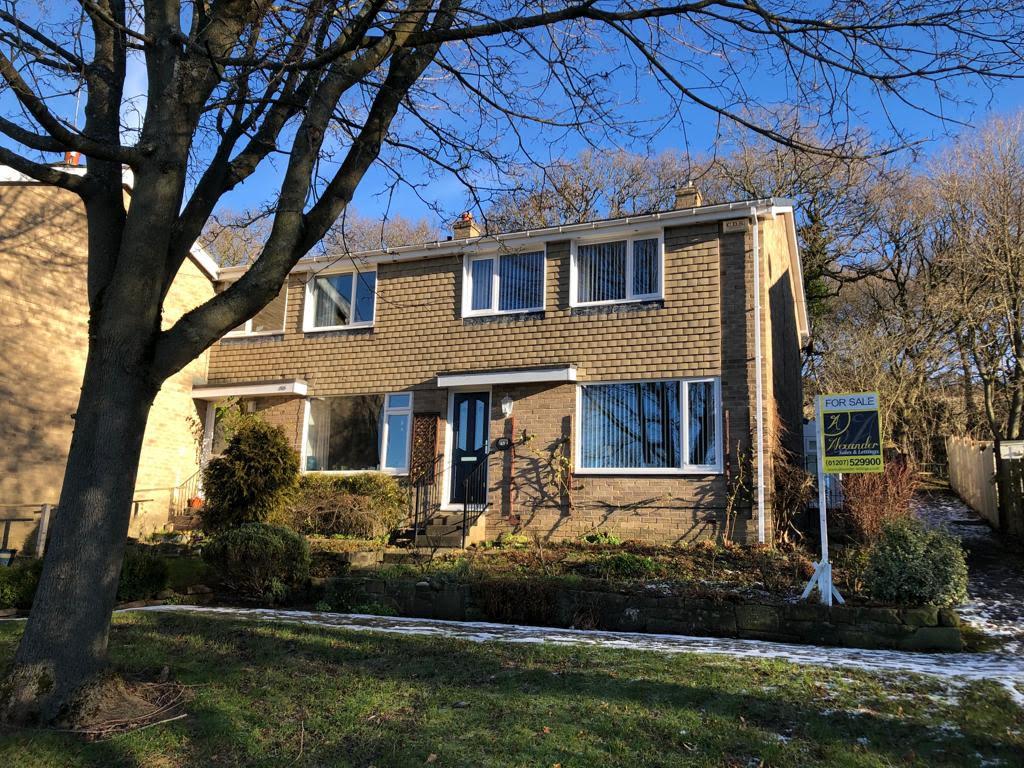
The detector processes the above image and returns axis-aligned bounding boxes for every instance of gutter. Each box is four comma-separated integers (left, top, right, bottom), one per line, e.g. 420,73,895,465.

751,207,766,545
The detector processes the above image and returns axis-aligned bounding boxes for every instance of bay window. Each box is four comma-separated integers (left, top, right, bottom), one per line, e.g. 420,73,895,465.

571,235,662,306
463,250,545,316
577,378,720,473
303,269,377,331
303,392,413,473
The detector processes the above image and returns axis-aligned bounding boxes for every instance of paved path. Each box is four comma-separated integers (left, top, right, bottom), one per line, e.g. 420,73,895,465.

137,604,1024,705
916,492,1024,654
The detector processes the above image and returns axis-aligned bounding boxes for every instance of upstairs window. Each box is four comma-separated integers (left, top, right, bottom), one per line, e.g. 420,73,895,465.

463,251,545,316
226,285,288,336
571,235,662,306
303,270,377,331
577,378,720,473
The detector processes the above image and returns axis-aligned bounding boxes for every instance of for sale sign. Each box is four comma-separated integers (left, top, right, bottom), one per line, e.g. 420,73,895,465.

818,392,884,474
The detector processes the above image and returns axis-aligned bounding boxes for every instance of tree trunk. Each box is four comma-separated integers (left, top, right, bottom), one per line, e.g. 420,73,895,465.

2,337,158,724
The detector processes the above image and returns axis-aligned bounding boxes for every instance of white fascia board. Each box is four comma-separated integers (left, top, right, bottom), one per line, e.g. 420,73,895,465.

192,379,308,400
216,198,785,281
437,366,577,388
187,241,220,281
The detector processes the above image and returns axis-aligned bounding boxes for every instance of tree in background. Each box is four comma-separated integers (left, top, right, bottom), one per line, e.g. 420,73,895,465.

1,0,1022,723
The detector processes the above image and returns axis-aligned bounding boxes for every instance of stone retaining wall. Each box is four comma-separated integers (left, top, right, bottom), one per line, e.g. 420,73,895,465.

342,576,963,652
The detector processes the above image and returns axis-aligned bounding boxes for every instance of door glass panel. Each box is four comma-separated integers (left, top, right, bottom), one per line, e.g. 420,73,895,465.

474,400,486,448
457,401,469,450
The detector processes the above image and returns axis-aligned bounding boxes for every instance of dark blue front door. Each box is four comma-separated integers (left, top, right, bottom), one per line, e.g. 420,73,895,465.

451,392,489,504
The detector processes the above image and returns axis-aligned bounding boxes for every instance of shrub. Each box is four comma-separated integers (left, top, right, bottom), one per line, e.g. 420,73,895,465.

202,523,310,603
117,549,170,602
589,552,661,580
201,419,300,533
314,579,358,612
0,559,43,610
274,473,405,539
842,457,919,542
865,519,968,606
579,530,622,546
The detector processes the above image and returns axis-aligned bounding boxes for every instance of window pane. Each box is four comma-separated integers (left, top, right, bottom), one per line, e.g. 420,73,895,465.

387,393,411,409
470,258,493,311
498,251,544,311
305,394,383,471
688,381,717,466
581,382,680,469
383,413,410,470
354,271,376,323
632,238,659,297
313,274,353,327
577,241,626,303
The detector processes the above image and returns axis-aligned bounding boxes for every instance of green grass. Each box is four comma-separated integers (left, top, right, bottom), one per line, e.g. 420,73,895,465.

0,613,1021,767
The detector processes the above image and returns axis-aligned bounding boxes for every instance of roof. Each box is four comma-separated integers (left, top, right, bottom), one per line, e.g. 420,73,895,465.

0,164,219,282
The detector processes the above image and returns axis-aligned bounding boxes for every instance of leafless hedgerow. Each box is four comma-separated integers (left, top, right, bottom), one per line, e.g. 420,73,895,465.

2,0,1023,724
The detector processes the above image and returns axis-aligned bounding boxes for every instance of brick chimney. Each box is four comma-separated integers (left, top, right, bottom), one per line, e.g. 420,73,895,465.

673,183,702,210
452,211,481,239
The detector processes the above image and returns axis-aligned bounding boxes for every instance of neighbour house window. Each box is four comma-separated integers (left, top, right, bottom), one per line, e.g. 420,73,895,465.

578,378,720,472
463,251,545,315
572,236,662,305
303,392,413,473
226,286,287,335
303,270,377,331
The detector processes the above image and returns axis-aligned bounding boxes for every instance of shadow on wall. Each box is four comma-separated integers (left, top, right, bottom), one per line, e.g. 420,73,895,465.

0,186,89,505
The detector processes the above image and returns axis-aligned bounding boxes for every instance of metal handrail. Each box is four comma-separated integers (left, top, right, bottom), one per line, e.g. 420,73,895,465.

461,457,489,549
410,454,445,547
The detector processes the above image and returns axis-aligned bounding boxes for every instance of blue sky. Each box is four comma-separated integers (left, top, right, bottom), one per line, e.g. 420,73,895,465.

3,4,1024,228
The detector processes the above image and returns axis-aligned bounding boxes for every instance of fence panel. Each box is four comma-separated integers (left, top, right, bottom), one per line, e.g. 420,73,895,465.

946,436,999,525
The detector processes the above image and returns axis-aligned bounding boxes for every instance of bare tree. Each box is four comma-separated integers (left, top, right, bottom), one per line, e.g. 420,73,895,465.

1,0,1022,723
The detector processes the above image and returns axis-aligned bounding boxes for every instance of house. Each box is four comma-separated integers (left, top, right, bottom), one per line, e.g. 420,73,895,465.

0,164,218,549
202,187,809,545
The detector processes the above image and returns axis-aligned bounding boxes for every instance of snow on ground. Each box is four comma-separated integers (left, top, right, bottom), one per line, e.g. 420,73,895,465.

135,604,1024,706
916,492,1024,655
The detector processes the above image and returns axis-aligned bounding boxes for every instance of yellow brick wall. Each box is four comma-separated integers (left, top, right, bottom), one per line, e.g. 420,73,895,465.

0,184,214,545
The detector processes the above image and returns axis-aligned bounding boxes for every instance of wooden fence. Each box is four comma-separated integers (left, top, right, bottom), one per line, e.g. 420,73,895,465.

946,435,1024,536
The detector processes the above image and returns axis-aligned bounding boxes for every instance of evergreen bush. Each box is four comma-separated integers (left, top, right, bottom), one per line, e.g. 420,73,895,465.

200,419,300,533
202,523,310,603
273,473,406,539
117,548,170,602
865,519,968,606
0,559,43,610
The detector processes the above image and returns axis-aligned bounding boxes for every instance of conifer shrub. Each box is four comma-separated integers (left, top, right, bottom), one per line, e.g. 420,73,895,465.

200,420,300,533
865,519,968,606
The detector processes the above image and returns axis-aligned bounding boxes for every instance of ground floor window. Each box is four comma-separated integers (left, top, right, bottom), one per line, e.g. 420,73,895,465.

304,392,413,473
578,378,720,472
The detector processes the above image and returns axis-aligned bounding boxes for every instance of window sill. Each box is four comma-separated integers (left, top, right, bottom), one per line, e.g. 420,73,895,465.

463,310,545,326
570,299,664,317
222,330,285,341
302,323,374,336
573,467,721,477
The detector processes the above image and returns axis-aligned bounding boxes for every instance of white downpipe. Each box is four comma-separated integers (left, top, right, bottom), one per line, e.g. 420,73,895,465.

751,208,766,544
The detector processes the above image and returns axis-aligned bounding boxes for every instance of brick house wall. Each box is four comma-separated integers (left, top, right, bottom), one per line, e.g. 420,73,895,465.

0,182,215,544
207,207,806,545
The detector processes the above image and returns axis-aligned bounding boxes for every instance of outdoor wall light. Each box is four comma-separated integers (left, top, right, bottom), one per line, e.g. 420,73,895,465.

501,394,514,418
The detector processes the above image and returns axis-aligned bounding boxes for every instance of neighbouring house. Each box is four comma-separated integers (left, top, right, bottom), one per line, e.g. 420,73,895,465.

0,163,218,549
202,187,809,546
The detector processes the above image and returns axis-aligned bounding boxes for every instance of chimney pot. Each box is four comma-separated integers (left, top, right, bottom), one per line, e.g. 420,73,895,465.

674,183,702,210
452,211,481,239
64,151,81,167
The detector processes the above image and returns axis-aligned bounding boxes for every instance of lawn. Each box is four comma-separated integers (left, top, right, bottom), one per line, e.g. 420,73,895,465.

0,613,1020,767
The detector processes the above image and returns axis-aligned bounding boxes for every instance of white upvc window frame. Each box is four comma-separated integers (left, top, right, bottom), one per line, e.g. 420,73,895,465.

574,376,723,476
461,249,546,317
379,392,414,475
302,268,377,332
299,391,413,476
224,287,288,337
569,232,665,308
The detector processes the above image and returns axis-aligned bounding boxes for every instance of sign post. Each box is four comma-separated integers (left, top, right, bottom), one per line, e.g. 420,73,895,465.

802,392,884,605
